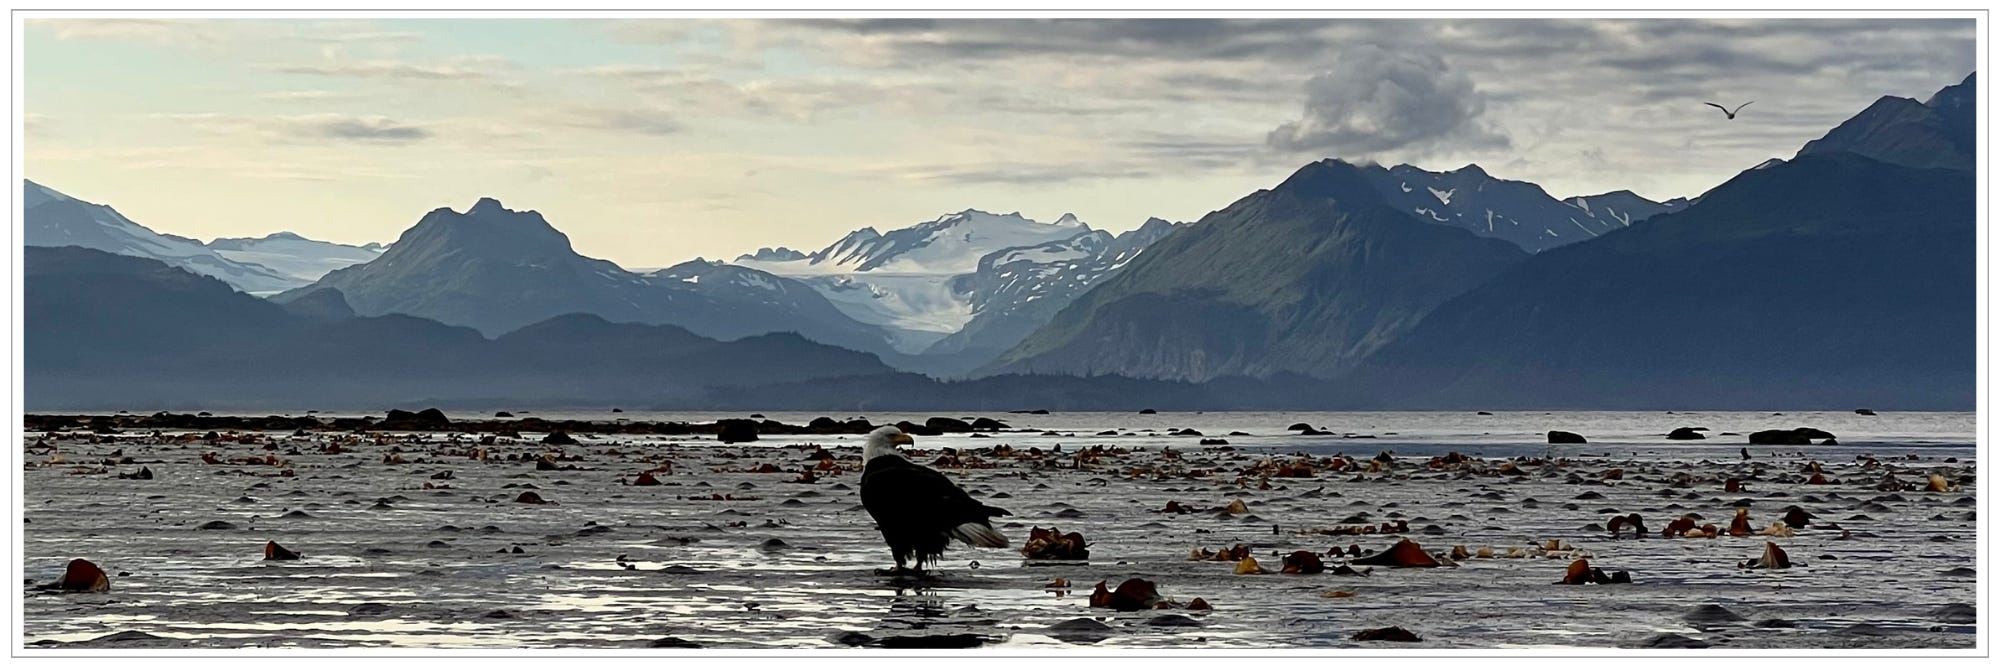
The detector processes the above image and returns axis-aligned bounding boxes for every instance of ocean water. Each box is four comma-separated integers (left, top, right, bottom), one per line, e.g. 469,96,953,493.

172,409,1978,458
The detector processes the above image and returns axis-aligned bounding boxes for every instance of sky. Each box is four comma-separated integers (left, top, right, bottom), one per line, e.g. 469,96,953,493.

22,15,1979,268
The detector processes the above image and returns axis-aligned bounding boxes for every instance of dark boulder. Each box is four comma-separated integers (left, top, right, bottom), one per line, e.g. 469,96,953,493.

1547,430,1588,444
1353,626,1421,642
716,419,760,443
925,417,974,433
1667,427,1706,440
970,417,1008,431
541,431,577,445
893,421,941,437
1749,428,1832,445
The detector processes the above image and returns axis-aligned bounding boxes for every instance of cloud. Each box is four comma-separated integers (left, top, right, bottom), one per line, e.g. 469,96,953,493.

151,113,431,145
1266,45,1508,157
557,108,683,136
33,19,226,48
270,60,494,81
312,117,430,142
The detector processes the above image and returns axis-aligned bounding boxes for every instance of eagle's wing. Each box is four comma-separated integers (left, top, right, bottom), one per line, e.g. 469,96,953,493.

861,461,1009,531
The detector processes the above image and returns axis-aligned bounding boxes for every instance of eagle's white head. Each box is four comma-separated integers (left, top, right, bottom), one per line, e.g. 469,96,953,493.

863,425,916,462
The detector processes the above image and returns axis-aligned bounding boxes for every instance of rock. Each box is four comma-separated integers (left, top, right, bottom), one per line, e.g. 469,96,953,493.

1749,427,1833,445
1855,408,1877,416
1547,431,1587,444
969,417,1008,431
1933,603,1976,624
495,411,514,418
1639,634,1711,648
1747,541,1792,569
541,431,577,445
716,419,760,443
925,417,974,433
263,541,303,561
1045,618,1115,643
1198,439,1229,446
1607,513,1646,538
1684,604,1746,624
1559,558,1592,585
117,466,154,480
1287,423,1313,431
1020,527,1089,560
876,634,987,649
1146,614,1202,627
1351,539,1442,567
1088,578,1162,611
1281,550,1325,574
1139,409,1158,414
648,635,704,647
514,491,548,505
347,602,394,616
1352,626,1421,642
80,630,166,644
197,520,236,530
831,631,875,646
414,408,449,425
893,420,940,437
634,472,662,486
52,558,110,592
1667,427,1706,440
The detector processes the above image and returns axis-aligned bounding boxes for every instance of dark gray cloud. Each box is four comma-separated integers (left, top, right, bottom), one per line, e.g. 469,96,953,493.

784,18,1333,61
310,117,430,143
1266,45,1507,156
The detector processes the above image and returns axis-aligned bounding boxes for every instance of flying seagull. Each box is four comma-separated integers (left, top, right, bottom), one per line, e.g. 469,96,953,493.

1705,101,1754,120
858,426,1011,574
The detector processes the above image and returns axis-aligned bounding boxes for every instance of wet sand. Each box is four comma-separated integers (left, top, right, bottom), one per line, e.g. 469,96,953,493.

20,418,1978,649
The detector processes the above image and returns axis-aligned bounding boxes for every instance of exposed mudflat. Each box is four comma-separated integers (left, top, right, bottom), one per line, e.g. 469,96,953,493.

21,411,1978,649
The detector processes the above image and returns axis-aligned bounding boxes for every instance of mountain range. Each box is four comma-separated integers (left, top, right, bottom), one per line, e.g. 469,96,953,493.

730,209,1183,365
25,245,897,409
22,72,1976,410
273,198,897,357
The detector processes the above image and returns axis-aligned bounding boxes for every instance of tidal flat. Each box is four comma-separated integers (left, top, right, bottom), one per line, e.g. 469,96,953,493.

20,411,1978,650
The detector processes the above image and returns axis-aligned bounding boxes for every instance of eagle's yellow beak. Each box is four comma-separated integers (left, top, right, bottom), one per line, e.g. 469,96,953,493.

890,432,915,446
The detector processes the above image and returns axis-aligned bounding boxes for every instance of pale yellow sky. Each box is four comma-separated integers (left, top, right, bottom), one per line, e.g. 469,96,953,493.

23,17,1978,266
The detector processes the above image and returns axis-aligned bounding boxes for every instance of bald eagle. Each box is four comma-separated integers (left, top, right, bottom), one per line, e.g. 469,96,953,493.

859,426,1011,572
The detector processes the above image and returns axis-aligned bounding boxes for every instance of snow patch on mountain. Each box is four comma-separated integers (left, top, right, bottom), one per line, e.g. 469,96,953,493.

23,180,304,294
208,231,386,283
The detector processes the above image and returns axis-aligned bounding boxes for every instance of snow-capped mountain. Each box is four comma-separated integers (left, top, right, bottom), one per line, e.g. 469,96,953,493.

734,209,1101,351
924,217,1185,372
207,232,386,284
1357,164,1677,253
23,180,303,294
1561,190,1690,226
279,198,895,356
741,209,1091,275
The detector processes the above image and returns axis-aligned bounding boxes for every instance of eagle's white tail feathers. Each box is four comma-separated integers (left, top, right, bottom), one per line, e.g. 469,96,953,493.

950,522,1008,548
